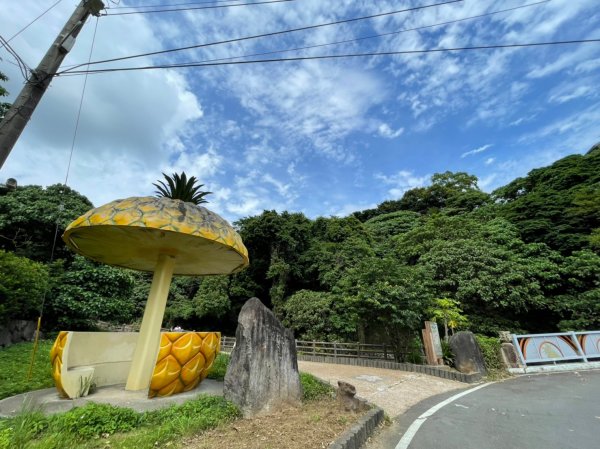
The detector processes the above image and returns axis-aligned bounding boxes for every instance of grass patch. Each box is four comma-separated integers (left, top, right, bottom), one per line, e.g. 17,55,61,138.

206,353,229,381
0,340,54,400
0,396,240,449
476,335,511,380
300,373,334,401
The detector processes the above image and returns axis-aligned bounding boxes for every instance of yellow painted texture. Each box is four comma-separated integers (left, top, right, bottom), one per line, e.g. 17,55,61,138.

50,331,69,398
61,196,249,275
149,332,221,398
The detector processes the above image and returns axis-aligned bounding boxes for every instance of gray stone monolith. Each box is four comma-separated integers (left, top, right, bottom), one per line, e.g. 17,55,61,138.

449,331,487,375
223,297,302,417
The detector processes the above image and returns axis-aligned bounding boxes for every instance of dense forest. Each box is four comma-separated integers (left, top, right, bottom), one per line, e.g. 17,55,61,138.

1,144,598,359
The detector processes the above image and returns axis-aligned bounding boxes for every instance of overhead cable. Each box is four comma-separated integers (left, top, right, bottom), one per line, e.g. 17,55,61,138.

61,0,463,73
55,39,600,76
177,1,552,67
102,0,295,15
4,0,64,45
109,0,260,9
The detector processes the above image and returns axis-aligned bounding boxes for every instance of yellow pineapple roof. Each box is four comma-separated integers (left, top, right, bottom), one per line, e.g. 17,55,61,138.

62,196,249,275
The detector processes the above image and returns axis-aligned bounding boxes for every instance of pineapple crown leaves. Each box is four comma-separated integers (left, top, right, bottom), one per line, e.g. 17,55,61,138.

153,172,212,205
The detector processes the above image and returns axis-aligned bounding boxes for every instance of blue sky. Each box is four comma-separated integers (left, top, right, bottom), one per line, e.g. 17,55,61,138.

1,0,599,221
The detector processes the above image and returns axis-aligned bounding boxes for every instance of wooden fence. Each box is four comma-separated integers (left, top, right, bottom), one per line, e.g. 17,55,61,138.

219,336,481,383
220,336,406,361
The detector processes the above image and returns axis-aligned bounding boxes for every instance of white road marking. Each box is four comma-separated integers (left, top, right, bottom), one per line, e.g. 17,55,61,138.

395,382,493,449
455,404,469,409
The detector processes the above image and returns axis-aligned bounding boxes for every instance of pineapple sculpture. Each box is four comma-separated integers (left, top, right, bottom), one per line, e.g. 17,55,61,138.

59,172,248,396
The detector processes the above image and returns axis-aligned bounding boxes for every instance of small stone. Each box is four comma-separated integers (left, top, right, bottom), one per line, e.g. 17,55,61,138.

449,331,487,375
337,381,364,412
224,298,302,417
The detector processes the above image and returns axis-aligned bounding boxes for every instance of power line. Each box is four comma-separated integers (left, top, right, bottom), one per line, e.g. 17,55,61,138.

61,0,463,73
102,0,295,15
109,0,255,9
5,0,64,44
176,1,552,68
65,17,99,186
55,39,600,76
0,35,31,79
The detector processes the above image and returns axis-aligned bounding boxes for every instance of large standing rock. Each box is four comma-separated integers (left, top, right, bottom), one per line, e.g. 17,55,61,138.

449,331,487,375
224,298,302,417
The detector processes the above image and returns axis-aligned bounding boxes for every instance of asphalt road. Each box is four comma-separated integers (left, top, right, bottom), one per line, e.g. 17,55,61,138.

400,370,600,449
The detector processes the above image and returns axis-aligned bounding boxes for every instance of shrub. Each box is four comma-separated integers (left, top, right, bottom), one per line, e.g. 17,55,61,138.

406,336,424,364
206,353,229,380
475,335,503,372
300,372,333,401
0,250,49,322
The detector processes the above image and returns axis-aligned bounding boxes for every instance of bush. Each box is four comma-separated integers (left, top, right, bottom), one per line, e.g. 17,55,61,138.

51,403,142,438
300,372,333,401
0,250,49,322
46,256,136,330
406,336,424,364
206,353,229,380
475,335,503,372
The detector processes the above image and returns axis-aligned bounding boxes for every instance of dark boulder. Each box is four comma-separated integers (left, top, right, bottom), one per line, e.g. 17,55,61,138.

449,331,487,375
224,298,302,417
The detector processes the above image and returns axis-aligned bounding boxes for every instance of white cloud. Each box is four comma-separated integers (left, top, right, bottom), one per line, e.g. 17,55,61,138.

461,144,492,158
375,170,429,199
484,157,496,165
377,123,404,139
1,1,203,206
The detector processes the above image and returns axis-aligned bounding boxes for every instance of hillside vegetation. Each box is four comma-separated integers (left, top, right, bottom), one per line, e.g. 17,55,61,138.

1,145,598,358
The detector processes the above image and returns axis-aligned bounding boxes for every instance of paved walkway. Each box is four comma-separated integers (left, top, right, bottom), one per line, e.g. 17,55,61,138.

298,361,466,418
0,379,223,417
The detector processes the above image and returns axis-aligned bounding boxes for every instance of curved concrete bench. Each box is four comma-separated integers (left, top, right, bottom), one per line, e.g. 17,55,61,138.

51,331,138,398
50,331,220,399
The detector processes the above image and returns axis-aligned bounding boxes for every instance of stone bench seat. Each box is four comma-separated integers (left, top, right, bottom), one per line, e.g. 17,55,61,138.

50,331,220,399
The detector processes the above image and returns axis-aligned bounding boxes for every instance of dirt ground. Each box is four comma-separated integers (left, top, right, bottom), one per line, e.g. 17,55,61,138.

185,396,362,449
186,362,466,449
298,361,466,418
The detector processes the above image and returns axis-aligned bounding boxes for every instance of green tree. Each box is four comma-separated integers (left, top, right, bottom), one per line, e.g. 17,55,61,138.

396,215,562,333
0,184,93,262
193,275,231,320
549,250,600,330
0,250,49,322
364,210,420,249
427,298,468,340
46,256,135,329
493,144,600,253
281,290,356,341
0,71,10,121
338,258,432,360
235,210,312,309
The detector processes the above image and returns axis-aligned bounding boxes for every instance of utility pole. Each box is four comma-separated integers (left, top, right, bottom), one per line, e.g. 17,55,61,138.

0,0,105,169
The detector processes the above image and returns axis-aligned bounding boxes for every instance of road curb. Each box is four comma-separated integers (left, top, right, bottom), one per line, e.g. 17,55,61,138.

329,406,385,449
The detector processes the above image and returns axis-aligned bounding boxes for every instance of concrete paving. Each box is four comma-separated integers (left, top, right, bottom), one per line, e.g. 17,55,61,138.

367,369,600,449
0,380,223,417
